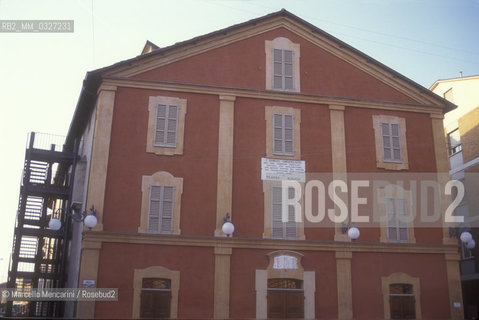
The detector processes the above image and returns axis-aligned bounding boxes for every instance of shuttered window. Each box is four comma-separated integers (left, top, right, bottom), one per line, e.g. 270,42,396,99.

148,185,175,234
386,198,408,242
381,122,402,162
271,187,297,239
273,49,294,90
154,104,178,147
273,113,294,156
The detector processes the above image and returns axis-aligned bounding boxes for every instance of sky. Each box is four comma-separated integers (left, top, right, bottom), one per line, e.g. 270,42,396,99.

0,0,478,283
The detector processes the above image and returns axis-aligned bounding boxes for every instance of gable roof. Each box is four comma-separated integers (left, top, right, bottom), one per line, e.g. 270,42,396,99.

65,9,455,147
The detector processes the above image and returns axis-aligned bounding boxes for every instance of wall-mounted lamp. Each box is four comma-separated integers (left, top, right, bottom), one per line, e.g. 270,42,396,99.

341,221,360,240
449,227,476,249
222,212,234,237
48,205,98,231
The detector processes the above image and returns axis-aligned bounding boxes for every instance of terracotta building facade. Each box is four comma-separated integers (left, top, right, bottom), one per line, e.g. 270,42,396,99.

65,10,464,319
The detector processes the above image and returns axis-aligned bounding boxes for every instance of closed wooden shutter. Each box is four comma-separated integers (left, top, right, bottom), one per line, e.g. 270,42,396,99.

381,122,402,162
148,185,175,234
273,114,284,154
271,187,297,239
273,113,294,156
285,186,297,239
273,49,294,90
155,104,178,147
273,49,283,89
148,186,162,233
386,198,408,242
272,187,285,239
283,50,293,90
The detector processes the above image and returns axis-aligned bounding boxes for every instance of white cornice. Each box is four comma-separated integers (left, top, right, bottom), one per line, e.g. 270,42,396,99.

103,76,444,115
83,230,458,255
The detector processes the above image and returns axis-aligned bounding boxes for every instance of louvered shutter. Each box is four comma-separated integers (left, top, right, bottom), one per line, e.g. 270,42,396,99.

284,115,294,155
396,199,409,241
161,186,174,233
386,198,408,242
148,185,175,234
148,186,162,232
155,105,167,146
272,49,294,90
273,114,283,154
273,114,294,156
381,122,401,162
166,106,178,146
271,187,284,239
273,49,283,89
285,187,297,239
390,123,401,161
283,50,293,90
271,187,297,239
155,104,178,147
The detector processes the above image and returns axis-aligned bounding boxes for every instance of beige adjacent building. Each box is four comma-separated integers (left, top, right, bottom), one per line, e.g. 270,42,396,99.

431,75,479,319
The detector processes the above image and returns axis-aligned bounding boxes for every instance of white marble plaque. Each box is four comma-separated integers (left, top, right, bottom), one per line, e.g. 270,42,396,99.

261,158,305,182
273,255,298,269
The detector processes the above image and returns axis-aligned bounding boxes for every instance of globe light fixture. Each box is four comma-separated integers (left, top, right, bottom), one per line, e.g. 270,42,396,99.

341,220,360,241
222,212,234,237
347,226,360,240
466,239,476,250
460,231,473,244
48,218,62,231
449,228,476,250
84,214,98,229
48,205,98,231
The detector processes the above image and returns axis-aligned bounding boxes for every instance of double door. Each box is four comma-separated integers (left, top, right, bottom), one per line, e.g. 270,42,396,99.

267,289,304,318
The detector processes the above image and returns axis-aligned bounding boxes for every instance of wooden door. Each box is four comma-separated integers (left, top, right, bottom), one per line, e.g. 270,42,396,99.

140,290,171,318
267,290,304,319
390,295,416,319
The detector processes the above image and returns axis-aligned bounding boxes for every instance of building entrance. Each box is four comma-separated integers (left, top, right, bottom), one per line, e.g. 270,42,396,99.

140,278,171,318
267,278,304,318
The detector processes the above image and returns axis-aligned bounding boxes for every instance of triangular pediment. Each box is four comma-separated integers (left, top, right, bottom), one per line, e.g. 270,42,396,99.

100,9,453,110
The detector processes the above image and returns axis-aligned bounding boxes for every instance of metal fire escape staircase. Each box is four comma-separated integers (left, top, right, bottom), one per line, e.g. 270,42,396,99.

7,132,78,317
